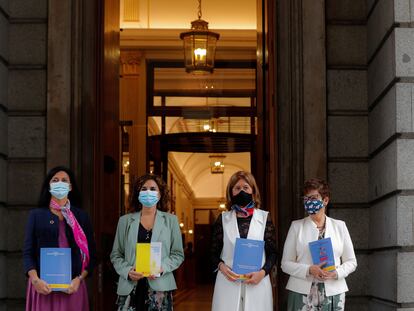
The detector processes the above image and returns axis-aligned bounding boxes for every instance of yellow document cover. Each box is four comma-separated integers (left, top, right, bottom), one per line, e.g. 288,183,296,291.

136,242,162,277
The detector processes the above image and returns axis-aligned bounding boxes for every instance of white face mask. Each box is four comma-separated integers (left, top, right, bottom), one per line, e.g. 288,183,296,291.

50,181,70,199
138,190,160,207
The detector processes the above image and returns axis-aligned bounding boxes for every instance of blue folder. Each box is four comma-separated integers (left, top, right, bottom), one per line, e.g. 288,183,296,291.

232,238,264,278
40,248,71,291
308,237,336,271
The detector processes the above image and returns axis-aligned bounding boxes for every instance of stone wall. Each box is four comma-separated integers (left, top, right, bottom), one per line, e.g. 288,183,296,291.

367,1,414,310
0,1,8,310
1,0,48,310
326,1,370,310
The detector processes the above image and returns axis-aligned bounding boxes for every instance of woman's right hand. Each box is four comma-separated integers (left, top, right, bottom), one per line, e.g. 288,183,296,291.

309,262,329,281
31,278,51,295
128,268,144,281
219,262,240,282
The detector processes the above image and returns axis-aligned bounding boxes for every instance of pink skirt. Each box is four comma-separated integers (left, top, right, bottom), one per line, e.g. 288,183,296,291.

25,279,89,311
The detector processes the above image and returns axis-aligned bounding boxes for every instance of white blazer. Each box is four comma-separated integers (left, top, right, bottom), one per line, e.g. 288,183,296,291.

212,209,273,311
281,216,357,297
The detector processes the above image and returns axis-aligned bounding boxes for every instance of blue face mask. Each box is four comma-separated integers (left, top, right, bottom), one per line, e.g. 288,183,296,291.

138,190,160,208
304,199,324,215
50,181,70,200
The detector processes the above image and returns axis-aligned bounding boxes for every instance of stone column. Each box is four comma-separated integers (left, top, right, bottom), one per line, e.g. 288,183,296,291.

368,1,414,310
120,50,147,180
0,1,8,310
326,1,369,310
47,0,72,169
6,0,48,309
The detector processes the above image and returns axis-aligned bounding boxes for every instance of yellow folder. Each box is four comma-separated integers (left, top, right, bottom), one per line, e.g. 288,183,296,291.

135,242,162,277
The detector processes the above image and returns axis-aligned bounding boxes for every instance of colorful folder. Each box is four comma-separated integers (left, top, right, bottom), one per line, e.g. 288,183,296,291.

308,237,336,272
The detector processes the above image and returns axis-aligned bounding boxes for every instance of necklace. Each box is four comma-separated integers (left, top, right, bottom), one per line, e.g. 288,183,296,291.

318,227,326,239
145,228,151,240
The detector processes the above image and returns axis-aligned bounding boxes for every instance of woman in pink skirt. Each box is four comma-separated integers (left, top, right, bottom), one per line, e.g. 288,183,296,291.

23,166,96,311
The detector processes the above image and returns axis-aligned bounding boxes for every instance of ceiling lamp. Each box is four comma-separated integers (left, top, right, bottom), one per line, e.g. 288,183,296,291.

179,0,220,74
209,155,225,174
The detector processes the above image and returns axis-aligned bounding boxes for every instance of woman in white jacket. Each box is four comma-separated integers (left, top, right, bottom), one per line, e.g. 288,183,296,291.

281,178,357,311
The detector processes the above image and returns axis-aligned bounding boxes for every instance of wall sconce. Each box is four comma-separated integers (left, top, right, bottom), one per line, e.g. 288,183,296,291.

210,155,225,174
179,0,220,74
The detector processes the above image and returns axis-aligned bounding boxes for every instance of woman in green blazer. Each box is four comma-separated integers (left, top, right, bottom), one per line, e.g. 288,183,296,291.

111,174,184,311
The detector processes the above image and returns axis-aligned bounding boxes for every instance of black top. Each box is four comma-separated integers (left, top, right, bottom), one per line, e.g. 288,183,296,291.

211,213,277,275
138,223,153,243
134,223,153,310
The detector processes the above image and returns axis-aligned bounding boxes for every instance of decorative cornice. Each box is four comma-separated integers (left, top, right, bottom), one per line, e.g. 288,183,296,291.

120,50,143,75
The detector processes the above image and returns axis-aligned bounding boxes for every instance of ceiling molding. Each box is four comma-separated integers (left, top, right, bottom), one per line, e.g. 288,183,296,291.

168,154,195,199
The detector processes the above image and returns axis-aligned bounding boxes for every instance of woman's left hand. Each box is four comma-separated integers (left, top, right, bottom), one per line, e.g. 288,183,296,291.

65,277,81,294
322,270,337,280
244,269,266,285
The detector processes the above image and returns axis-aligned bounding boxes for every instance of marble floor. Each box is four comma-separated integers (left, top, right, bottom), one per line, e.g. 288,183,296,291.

175,284,214,311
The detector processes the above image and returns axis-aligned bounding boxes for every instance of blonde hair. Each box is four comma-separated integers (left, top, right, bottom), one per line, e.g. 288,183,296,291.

225,171,261,209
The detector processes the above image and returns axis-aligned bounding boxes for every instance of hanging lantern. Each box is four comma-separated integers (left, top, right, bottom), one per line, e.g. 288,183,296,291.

179,0,220,74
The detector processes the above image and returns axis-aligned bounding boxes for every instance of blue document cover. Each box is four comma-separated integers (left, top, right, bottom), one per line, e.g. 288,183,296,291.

232,238,264,278
308,237,336,271
40,248,71,291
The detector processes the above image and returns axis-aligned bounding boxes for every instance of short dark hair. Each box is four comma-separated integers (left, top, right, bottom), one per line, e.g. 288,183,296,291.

129,174,169,213
38,166,82,207
303,178,330,199
226,171,261,209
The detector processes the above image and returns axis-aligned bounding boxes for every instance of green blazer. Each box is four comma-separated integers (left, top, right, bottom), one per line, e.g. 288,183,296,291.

110,210,184,295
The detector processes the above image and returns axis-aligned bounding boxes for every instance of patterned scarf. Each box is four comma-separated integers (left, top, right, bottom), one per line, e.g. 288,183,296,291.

231,201,255,218
50,199,90,272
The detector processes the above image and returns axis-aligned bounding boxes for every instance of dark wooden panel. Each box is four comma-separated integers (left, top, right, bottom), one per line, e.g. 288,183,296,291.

94,0,120,309
148,133,255,153
150,106,256,117
153,89,256,97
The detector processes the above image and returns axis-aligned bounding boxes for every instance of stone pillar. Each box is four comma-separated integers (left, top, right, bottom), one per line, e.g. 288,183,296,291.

0,2,8,310
120,50,147,180
326,1,369,310
47,0,72,169
6,0,48,309
368,1,414,310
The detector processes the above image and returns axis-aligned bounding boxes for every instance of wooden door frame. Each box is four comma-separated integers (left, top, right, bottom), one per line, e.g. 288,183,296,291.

256,0,279,308
92,0,120,309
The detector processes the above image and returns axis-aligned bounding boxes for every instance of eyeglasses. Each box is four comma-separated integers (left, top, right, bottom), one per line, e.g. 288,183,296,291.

302,195,321,202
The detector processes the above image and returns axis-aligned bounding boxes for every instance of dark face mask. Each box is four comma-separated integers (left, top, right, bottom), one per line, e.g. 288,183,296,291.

232,190,253,207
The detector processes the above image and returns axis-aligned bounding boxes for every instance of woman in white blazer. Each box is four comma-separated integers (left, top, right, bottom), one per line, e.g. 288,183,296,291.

211,171,277,311
281,178,357,311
